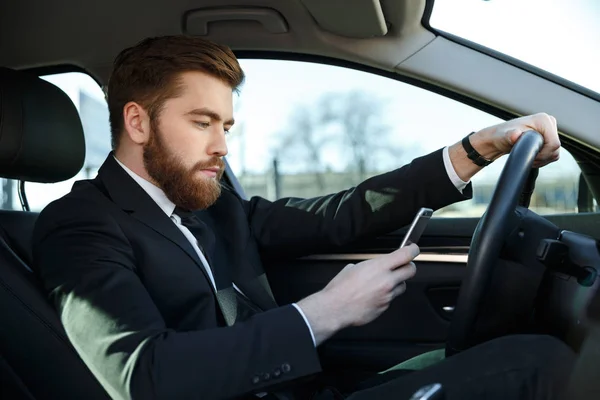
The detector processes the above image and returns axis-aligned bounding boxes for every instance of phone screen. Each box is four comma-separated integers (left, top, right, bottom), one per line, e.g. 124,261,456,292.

399,207,433,248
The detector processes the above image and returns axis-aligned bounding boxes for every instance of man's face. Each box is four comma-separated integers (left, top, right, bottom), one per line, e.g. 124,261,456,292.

143,71,234,210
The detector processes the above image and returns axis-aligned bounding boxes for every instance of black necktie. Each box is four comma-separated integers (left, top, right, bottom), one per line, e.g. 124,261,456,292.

173,207,262,324
173,207,221,284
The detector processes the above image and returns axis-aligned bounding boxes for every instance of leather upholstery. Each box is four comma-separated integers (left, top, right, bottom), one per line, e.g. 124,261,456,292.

0,67,85,183
0,68,109,399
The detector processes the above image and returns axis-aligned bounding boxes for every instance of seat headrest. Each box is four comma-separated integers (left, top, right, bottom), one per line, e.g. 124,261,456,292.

0,68,85,183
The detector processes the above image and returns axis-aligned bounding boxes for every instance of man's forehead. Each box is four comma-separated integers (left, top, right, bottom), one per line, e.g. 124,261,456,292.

170,71,234,114
178,71,233,95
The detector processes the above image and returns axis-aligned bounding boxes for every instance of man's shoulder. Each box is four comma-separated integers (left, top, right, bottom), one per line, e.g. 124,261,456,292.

36,178,115,229
209,181,248,214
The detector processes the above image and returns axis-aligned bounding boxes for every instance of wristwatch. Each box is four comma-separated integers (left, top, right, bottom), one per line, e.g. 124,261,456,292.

462,132,493,167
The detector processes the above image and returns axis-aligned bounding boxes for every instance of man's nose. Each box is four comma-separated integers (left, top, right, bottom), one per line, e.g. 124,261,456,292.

207,129,228,157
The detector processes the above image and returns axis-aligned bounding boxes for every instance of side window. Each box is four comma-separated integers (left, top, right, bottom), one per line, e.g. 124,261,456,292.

0,72,112,212
228,59,592,217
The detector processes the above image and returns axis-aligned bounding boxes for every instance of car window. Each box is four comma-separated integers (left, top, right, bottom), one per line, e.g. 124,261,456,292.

2,65,594,217
430,0,600,94
228,59,593,217
0,72,112,212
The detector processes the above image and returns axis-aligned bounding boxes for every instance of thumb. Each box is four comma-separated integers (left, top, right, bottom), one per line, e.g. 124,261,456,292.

383,243,420,270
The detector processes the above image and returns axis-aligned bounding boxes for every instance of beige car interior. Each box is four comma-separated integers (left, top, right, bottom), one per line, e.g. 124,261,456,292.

1,0,598,151
0,1,599,399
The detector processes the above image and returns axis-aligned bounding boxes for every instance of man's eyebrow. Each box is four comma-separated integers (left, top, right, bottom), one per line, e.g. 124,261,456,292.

185,108,235,125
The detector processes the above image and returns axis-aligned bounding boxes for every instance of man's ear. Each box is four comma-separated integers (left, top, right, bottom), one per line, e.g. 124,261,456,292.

122,102,151,145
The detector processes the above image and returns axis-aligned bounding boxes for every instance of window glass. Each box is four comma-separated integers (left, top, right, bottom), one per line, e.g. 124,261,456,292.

0,72,111,212
228,59,588,217
430,0,600,94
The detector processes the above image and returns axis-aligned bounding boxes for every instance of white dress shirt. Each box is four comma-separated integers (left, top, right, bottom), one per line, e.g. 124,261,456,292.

114,149,468,348
443,146,469,193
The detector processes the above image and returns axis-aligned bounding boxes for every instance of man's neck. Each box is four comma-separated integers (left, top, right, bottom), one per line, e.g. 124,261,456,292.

113,150,155,185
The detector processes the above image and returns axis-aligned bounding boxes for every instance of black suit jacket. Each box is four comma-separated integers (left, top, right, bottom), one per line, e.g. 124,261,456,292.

32,149,470,400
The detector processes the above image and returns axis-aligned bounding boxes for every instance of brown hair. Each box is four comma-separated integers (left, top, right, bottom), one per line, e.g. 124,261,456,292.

107,35,244,149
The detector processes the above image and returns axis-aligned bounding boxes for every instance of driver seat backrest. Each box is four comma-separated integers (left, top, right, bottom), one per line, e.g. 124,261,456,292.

0,67,110,399
0,210,37,268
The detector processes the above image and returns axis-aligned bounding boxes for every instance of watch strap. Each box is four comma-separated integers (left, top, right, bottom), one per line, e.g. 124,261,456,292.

462,132,493,167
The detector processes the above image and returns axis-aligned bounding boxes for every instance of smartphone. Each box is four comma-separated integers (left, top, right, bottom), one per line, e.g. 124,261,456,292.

399,207,433,248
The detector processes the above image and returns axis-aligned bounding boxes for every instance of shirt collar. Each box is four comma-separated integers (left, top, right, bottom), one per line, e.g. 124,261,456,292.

113,156,176,217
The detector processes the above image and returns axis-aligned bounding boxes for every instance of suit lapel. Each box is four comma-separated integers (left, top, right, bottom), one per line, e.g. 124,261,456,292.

96,155,212,286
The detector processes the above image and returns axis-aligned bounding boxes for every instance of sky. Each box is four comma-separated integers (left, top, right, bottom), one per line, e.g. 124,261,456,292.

24,0,598,210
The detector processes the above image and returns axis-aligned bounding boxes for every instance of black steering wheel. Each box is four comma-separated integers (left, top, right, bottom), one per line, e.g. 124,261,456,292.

446,130,544,356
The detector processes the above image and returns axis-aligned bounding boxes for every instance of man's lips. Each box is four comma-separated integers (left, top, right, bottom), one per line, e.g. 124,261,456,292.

197,166,221,177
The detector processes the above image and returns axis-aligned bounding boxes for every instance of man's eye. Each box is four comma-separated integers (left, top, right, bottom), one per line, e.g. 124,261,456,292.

195,121,210,129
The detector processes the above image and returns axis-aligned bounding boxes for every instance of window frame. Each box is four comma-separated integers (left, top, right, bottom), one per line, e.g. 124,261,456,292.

27,64,105,91
421,0,600,103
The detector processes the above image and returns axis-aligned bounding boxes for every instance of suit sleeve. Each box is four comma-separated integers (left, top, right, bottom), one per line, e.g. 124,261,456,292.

240,148,472,257
33,198,321,400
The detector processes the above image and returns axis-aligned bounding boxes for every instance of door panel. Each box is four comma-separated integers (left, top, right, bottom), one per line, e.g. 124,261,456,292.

265,218,475,374
267,258,465,373
265,212,600,376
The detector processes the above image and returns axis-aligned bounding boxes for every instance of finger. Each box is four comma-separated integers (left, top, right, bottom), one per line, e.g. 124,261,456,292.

374,244,420,271
536,113,561,156
376,305,389,316
391,262,417,285
536,146,560,159
541,133,561,154
535,146,560,166
549,115,557,130
392,281,407,298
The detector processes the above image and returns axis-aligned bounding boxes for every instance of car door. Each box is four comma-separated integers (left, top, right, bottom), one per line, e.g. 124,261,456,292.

223,57,600,381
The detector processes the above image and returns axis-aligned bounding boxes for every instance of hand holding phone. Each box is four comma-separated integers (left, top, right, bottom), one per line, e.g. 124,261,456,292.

399,207,433,248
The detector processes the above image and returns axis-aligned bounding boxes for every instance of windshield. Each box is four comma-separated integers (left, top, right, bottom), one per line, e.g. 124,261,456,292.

430,0,600,94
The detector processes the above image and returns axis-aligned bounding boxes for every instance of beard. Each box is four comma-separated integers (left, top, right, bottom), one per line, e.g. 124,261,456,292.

143,124,224,211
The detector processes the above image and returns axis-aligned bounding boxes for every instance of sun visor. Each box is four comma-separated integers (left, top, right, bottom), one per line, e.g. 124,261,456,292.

300,0,388,38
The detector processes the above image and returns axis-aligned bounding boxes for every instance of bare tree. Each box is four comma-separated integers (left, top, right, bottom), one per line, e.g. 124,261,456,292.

275,100,334,191
323,90,397,181
275,89,401,187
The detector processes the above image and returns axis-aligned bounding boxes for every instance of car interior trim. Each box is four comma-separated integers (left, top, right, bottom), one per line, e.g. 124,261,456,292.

301,253,468,264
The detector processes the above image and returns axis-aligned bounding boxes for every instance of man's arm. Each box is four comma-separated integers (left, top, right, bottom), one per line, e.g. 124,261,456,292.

241,113,561,258
240,148,470,258
33,198,321,400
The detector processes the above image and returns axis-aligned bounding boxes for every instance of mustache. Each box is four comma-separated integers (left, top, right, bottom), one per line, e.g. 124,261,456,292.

192,157,225,172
